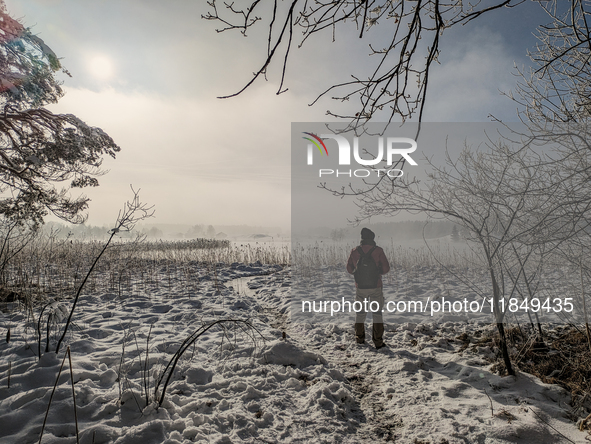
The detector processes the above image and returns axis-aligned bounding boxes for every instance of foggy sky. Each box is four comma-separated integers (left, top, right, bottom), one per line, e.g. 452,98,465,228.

3,0,548,230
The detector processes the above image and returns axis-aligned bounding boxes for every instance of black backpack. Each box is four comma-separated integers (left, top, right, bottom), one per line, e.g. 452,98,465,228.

353,246,380,289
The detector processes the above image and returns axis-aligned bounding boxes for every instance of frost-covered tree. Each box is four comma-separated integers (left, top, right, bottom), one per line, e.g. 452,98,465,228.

0,1,120,229
512,0,591,123
326,137,589,374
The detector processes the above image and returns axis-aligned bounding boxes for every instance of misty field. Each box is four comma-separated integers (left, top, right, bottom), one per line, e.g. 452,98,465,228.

0,236,590,443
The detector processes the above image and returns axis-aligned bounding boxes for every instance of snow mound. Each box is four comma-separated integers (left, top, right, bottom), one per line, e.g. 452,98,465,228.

259,340,327,367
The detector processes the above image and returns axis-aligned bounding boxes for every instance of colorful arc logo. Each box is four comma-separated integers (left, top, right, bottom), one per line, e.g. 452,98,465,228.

302,132,328,156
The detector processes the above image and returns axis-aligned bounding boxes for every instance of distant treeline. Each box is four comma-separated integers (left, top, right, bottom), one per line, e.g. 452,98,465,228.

325,220,464,241
41,222,281,240
42,222,225,240
42,222,120,239
134,238,230,250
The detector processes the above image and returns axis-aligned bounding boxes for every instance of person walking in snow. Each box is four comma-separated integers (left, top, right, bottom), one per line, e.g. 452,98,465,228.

346,228,390,349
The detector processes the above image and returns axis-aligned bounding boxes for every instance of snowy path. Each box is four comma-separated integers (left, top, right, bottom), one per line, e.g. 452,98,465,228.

298,324,579,444
0,263,588,443
272,272,585,444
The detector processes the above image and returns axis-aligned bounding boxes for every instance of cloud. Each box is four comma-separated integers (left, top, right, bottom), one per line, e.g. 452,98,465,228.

424,28,524,122
46,85,330,228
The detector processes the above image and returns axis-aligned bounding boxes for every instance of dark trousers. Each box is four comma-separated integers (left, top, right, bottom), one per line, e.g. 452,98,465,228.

354,287,384,347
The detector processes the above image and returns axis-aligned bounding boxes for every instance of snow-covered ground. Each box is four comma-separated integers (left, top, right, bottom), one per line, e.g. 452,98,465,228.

0,261,588,443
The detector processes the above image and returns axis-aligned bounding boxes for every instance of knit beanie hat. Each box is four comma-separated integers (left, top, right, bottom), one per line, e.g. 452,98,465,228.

361,227,375,241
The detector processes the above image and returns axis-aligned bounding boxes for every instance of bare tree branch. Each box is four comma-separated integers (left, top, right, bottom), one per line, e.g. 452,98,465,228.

205,0,528,127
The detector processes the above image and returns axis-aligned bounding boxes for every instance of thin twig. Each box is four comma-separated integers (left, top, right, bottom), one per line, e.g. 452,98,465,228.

66,347,80,444
484,389,494,417
39,350,68,443
144,324,153,407
528,406,577,444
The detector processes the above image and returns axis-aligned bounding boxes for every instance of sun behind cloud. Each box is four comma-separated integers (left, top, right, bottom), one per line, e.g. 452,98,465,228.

87,55,115,81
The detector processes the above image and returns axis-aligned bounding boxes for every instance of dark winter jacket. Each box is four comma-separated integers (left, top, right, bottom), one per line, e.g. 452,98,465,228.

346,243,390,288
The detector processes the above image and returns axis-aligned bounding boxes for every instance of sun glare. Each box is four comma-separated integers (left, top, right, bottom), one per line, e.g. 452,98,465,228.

88,55,115,81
